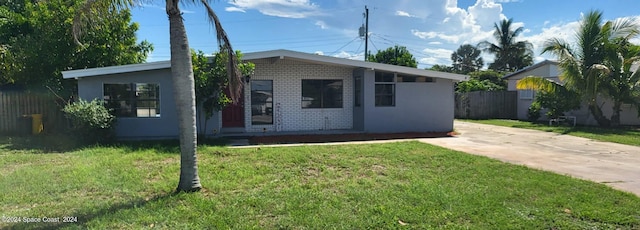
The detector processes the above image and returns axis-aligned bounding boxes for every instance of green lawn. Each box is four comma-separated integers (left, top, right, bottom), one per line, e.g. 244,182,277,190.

1,136,639,229
462,119,640,147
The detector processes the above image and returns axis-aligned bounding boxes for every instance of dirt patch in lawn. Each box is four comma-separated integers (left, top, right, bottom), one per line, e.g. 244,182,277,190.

249,132,455,145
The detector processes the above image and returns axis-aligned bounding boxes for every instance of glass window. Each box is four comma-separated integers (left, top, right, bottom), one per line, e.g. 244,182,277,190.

251,80,273,125
375,84,395,106
302,80,343,108
519,90,534,100
397,75,434,83
103,83,160,118
375,72,395,82
375,72,395,107
354,76,362,107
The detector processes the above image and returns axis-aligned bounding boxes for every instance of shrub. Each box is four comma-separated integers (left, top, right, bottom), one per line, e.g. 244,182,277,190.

63,99,116,144
527,101,542,121
535,90,581,119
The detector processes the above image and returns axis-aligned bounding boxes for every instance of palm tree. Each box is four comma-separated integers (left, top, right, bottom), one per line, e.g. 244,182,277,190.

518,10,639,127
479,18,533,72
73,0,243,192
599,29,640,126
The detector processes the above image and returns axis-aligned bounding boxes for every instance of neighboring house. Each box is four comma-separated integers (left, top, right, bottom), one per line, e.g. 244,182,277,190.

503,60,640,125
62,49,469,139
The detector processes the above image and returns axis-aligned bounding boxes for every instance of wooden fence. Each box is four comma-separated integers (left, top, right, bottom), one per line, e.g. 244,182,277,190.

0,90,67,134
455,91,517,119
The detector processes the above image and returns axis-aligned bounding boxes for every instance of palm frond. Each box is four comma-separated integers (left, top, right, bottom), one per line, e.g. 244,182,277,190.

200,0,243,103
605,17,640,40
516,76,560,92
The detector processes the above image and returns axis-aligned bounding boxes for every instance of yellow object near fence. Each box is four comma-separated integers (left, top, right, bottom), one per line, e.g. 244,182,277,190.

31,114,43,134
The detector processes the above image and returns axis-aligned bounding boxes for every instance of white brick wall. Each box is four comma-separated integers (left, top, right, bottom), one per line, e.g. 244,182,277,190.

244,59,353,132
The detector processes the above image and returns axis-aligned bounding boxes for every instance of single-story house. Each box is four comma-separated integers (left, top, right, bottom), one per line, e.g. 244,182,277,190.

503,60,640,125
62,49,469,139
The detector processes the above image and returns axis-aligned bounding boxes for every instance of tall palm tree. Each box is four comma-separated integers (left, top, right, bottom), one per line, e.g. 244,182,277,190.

479,18,533,72
73,0,243,192
518,10,639,127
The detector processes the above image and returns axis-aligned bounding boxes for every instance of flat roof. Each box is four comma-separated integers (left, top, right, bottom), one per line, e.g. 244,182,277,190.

502,60,559,79
62,49,469,82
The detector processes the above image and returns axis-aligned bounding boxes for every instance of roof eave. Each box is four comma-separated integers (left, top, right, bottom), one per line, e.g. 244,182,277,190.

502,60,559,79
244,49,469,81
62,60,171,79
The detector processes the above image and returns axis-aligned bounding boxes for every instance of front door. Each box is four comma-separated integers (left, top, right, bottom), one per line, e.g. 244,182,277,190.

222,89,245,127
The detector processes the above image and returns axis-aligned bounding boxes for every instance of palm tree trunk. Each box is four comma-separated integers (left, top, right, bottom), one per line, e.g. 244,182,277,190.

588,99,611,127
610,101,622,127
167,0,202,192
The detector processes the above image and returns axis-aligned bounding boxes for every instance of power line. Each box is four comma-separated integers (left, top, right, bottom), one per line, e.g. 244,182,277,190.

328,36,361,56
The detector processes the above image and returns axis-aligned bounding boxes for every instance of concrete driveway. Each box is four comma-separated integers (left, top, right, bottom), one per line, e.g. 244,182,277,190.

420,121,640,197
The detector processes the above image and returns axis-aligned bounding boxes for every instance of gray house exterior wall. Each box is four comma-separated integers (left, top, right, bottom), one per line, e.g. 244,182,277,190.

76,69,179,139
67,50,467,139
76,68,221,139
361,70,455,133
506,62,559,120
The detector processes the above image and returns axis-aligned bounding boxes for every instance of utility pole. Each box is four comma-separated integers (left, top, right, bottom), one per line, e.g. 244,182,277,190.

359,6,369,61
364,6,369,61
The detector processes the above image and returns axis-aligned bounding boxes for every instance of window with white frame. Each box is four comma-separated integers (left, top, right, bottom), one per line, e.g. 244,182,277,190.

519,90,534,100
375,72,395,106
103,83,160,118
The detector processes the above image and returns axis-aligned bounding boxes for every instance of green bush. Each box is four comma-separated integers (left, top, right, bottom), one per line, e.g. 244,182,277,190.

63,99,116,144
535,90,581,119
527,101,542,121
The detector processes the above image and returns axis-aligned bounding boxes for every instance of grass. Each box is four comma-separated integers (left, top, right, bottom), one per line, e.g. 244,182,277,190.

1,136,640,229
462,119,640,147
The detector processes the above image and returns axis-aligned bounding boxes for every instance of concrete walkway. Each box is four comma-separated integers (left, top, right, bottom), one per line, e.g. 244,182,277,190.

420,121,640,197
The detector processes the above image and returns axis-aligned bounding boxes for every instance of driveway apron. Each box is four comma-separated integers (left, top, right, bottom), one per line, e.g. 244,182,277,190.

420,121,640,197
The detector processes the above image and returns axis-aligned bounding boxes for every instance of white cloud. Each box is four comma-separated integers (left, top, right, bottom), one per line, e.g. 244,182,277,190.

411,30,461,43
315,21,328,29
395,10,416,18
225,7,246,13
420,47,453,65
494,0,521,2
226,0,322,18
333,51,363,60
521,20,580,60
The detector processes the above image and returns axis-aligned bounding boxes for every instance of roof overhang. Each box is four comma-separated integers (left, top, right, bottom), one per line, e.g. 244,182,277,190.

62,49,469,82
244,49,469,82
62,61,171,79
502,60,559,79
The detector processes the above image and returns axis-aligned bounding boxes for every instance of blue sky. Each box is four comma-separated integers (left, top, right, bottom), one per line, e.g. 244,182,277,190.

131,0,640,69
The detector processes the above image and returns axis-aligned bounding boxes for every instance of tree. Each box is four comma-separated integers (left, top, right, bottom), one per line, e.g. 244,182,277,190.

428,64,454,73
0,0,152,92
455,70,506,93
599,37,640,126
368,45,417,67
479,18,533,72
193,49,254,135
451,44,483,74
519,10,639,127
73,0,243,192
